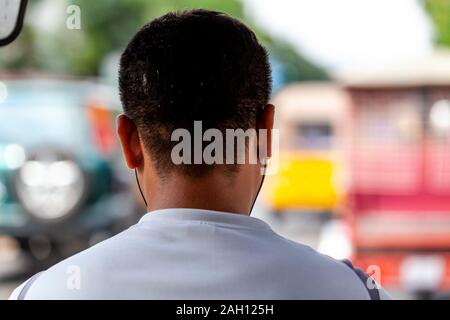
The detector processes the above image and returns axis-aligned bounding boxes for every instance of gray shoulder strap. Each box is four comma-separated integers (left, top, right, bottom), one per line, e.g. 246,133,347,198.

18,271,44,300
341,259,380,300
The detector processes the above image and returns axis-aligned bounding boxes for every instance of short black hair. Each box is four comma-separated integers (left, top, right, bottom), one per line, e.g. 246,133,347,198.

119,9,271,177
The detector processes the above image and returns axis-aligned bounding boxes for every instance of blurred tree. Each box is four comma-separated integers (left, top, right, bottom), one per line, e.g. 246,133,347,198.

424,0,450,46
268,40,329,84
0,0,328,84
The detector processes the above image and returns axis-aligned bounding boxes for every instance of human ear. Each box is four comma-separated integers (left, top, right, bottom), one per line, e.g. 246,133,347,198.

117,114,144,169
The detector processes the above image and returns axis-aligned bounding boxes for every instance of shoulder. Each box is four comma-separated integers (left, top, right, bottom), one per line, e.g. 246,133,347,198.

9,227,137,299
267,233,391,299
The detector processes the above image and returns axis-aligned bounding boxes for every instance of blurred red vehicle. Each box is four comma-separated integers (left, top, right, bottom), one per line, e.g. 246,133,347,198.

340,49,450,297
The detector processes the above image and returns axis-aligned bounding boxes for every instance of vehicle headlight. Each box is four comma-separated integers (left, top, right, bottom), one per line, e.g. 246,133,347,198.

15,160,85,220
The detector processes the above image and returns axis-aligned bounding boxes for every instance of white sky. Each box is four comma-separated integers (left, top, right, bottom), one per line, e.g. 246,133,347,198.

244,0,435,71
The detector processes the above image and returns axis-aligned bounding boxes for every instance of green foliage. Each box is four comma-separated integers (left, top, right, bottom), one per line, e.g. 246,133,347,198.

269,40,328,82
424,0,450,46
0,0,327,82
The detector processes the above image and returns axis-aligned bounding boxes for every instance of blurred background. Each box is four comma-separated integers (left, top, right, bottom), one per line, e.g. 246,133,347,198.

1,0,450,300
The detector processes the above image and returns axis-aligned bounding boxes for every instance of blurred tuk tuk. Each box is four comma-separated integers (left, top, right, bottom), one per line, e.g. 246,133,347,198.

262,83,349,217
339,49,450,296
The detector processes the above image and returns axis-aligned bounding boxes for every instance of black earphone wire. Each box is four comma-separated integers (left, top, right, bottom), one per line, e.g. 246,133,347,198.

135,168,148,208
249,170,265,215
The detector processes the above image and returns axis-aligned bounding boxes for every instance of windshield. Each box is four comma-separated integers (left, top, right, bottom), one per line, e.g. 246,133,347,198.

0,82,87,147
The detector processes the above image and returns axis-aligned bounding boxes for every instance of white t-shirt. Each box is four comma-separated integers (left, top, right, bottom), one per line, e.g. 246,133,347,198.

9,208,390,299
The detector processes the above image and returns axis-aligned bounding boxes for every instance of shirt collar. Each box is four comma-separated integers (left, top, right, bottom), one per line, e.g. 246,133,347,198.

138,208,272,231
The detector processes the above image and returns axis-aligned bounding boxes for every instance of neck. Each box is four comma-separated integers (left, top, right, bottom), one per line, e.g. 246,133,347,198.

143,169,258,215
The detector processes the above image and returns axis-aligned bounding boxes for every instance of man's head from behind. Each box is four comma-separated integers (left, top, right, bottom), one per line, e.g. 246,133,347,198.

117,9,274,213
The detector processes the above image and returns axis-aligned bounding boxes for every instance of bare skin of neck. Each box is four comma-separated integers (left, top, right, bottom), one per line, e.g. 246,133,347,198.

140,164,262,215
